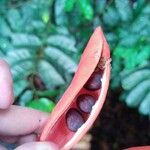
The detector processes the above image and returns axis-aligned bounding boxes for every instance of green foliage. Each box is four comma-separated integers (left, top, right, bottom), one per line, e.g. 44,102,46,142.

65,0,150,116
0,0,77,110
115,0,133,22
64,0,75,12
64,0,93,20
0,0,150,116
26,98,55,113
114,45,150,70
100,0,150,115
121,66,150,115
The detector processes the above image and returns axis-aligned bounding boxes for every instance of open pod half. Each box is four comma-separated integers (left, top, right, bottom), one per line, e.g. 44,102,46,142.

125,146,150,150
40,27,111,150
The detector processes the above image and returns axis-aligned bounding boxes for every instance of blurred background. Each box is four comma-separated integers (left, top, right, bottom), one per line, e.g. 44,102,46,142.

0,0,149,149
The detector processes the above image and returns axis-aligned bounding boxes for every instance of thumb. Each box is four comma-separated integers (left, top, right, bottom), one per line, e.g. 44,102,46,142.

0,59,14,109
15,142,58,150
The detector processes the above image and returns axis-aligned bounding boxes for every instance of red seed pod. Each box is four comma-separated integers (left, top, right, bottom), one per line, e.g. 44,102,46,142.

66,108,84,132
127,146,150,150
40,27,111,150
77,94,96,113
84,72,102,90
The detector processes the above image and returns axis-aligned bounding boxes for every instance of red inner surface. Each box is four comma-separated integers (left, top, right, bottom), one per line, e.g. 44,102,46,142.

45,71,102,148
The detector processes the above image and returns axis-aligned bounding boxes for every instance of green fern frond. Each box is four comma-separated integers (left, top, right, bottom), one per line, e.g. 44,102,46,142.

121,66,150,115
0,0,78,105
139,92,150,115
11,34,42,47
126,79,150,107
44,47,77,74
38,60,65,89
121,69,150,90
47,35,77,53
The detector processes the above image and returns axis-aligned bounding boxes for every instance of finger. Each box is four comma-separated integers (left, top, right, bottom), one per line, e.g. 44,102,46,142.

17,134,37,146
0,145,7,150
0,105,49,136
0,134,36,145
0,136,19,144
15,142,58,150
0,60,14,109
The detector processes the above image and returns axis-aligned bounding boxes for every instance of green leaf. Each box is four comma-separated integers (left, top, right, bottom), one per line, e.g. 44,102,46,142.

119,34,139,47
5,48,32,66
114,45,150,71
19,90,33,106
136,46,150,65
106,33,118,45
120,65,150,116
38,60,65,89
11,60,34,81
64,0,76,12
103,6,119,27
11,33,42,47
21,3,34,22
44,47,77,75
26,98,55,112
54,26,70,35
95,0,106,14
115,0,132,21
111,57,122,88
36,90,60,98
131,15,150,34
47,35,77,53
0,38,13,52
77,0,93,20
55,0,68,25
13,80,28,97
25,21,45,34
139,92,150,116
6,8,23,32
0,18,11,37
0,51,4,57
42,10,49,23
122,69,150,90
133,0,146,11
126,79,150,107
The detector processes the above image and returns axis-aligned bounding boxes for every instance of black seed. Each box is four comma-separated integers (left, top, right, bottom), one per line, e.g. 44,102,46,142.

84,72,102,90
66,108,84,132
77,94,96,113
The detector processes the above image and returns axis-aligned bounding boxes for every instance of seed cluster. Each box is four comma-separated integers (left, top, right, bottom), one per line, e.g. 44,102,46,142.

66,71,102,132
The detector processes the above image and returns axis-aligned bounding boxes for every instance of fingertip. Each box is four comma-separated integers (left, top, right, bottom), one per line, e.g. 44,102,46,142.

0,97,13,109
15,142,58,150
17,134,37,146
35,112,49,134
0,136,18,144
0,59,8,66
0,59,14,109
0,145,7,150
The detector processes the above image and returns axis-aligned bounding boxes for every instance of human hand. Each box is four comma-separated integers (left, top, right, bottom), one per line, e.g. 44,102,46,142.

0,60,58,150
